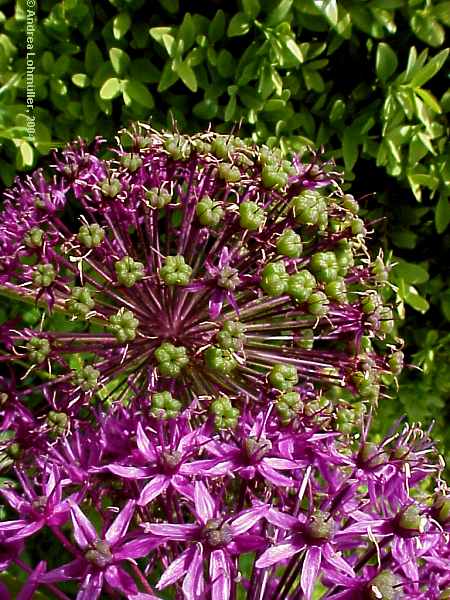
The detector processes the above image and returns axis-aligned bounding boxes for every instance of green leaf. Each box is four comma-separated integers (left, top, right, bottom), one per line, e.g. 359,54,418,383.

403,284,430,313
435,195,450,233
158,62,179,92
217,49,236,78
178,13,196,52
224,94,237,121
313,0,338,26
285,38,303,63
208,10,226,43
99,77,122,100
376,42,398,81
175,60,197,92
122,80,154,108
113,12,131,40
16,140,34,168
193,98,218,120
72,73,90,88
410,48,449,87
434,1,450,25
415,88,442,113
411,13,445,47
242,0,260,19
227,12,251,37
393,259,429,284
342,129,358,172
266,0,293,26
85,41,103,76
109,48,130,76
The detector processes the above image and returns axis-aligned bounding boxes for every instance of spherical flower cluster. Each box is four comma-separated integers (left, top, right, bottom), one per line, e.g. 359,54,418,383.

0,125,447,599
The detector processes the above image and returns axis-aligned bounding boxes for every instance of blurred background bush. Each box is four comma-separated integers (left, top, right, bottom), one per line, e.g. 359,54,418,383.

0,0,449,460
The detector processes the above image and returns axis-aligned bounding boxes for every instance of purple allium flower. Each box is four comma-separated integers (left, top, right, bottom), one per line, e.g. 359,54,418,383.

42,499,157,600
0,126,447,600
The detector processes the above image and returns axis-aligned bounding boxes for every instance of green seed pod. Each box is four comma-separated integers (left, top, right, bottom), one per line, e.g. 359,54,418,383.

307,291,329,316
361,292,381,314
115,256,145,287
121,153,143,172
150,391,182,420
310,251,338,283
269,363,298,391
276,391,303,424
388,350,404,375
342,194,359,214
204,346,237,374
78,223,105,248
24,227,44,248
210,395,239,429
216,320,246,351
325,278,347,301
73,365,100,392
100,178,121,198
218,163,241,183
239,201,265,231
108,308,139,343
26,337,50,364
287,270,316,302
159,255,192,286
261,262,289,296
196,196,224,227
261,166,288,189
276,229,302,258
145,187,171,209
211,137,229,159
32,263,56,288
67,286,95,318
154,343,189,378
292,190,328,228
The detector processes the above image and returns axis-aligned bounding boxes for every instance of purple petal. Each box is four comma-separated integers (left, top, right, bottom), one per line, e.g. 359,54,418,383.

262,457,300,470
70,502,97,549
105,565,139,595
255,543,301,568
138,475,170,506
301,546,322,600
105,464,151,479
136,423,157,460
230,504,268,536
145,523,198,541
17,560,46,600
170,475,195,500
0,489,24,512
8,520,44,542
42,559,85,583
157,547,194,589
257,463,294,487
194,480,215,524
231,534,267,554
182,544,205,599
209,549,231,600
322,543,355,577
106,499,135,545
266,508,300,529
114,535,160,560
209,290,225,320
76,571,104,600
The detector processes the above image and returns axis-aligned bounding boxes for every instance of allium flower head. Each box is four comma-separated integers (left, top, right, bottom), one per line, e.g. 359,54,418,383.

1,125,398,424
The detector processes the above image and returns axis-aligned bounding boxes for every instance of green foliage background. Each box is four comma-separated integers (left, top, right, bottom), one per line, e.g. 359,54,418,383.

0,0,449,460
